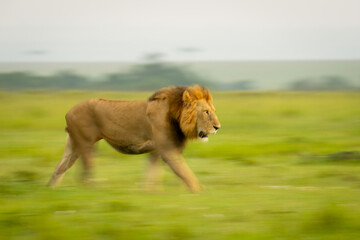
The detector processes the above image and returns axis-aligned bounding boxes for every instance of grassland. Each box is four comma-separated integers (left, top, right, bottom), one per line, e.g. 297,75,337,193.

1,90,360,240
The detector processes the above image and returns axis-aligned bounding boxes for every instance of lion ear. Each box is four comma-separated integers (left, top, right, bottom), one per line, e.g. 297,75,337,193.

183,90,192,104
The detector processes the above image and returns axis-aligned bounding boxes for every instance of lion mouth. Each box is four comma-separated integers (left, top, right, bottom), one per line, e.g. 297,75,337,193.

199,131,209,142
199,131,208,138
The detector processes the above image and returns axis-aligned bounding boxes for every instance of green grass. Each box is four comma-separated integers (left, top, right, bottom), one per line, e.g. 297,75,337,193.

1,90,360,240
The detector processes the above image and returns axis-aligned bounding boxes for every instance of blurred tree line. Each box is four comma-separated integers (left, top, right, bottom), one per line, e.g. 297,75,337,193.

0,62,357,91
288,76,357,91
0,71,89,90
0,62,209,91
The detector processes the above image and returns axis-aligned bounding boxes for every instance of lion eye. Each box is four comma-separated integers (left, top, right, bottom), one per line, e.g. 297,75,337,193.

205,110,209,115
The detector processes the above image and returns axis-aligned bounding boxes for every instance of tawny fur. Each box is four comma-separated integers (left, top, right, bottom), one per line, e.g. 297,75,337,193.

48,85,221,192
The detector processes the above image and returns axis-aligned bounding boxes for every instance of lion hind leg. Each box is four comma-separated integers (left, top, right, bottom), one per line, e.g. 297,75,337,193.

48,134,79,187
145,152,163,192
78,147,94,185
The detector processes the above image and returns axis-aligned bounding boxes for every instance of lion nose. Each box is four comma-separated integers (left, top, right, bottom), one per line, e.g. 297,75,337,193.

213,125,220,131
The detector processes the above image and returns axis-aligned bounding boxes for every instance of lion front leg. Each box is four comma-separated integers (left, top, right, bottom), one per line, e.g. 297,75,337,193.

161,151,201,193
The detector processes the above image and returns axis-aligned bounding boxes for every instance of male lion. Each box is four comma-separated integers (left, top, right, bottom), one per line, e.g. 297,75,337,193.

48,85,221,192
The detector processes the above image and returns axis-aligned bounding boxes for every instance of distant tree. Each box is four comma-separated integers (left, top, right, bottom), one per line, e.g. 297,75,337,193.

45,71,88,89
288,78,315,91
288,76,354,91
320,76,352,90
143,52,165,62
0,72,43,90
100,62,209,91
217,80,256,90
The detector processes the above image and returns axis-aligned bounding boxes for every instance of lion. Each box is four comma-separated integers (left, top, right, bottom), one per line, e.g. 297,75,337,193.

48,85,221,192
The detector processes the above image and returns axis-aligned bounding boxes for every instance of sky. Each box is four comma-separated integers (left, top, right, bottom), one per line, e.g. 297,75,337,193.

1,0,360,62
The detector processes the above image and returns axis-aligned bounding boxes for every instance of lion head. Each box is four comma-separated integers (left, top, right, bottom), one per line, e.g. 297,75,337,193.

179,85,221,142
148,85,221,142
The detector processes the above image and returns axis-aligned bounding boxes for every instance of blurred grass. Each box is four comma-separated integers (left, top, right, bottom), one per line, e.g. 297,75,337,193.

0,90,360,240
